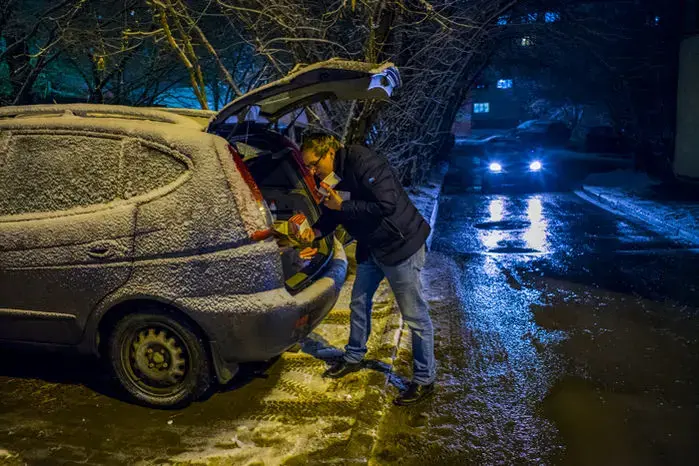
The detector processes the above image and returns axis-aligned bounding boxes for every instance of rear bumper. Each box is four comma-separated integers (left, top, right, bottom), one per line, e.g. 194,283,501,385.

174,238,347,365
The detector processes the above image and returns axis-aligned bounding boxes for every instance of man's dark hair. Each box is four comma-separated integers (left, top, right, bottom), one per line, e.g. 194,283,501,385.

301,132,343,155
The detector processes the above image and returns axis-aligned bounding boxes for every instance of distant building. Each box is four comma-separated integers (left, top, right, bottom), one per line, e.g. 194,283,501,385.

467,75,533,130
454,1,677,138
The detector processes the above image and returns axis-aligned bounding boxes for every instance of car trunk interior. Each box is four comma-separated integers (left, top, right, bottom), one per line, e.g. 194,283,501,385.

225,130,333,294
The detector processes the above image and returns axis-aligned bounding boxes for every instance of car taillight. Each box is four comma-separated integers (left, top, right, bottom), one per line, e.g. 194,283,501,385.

227,145,274,239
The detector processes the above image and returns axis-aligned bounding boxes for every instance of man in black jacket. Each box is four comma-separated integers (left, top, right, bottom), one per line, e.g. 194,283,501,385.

296,133,435,406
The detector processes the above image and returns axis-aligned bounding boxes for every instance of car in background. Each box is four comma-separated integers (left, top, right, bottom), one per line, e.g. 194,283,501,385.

0,59,400,407
511,119,572,149
480,136,549,192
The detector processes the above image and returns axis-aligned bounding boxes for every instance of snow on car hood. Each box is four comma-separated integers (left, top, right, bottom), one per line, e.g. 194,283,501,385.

207,59,401,131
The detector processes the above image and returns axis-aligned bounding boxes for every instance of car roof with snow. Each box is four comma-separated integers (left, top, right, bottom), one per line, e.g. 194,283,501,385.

0,104,219,161
0,103,267,233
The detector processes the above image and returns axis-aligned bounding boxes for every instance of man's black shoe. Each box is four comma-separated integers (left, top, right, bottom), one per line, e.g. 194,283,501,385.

322,360,362,379
393,382,435,406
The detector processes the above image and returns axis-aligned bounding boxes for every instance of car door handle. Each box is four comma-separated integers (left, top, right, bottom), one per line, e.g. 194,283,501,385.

87,241,118,260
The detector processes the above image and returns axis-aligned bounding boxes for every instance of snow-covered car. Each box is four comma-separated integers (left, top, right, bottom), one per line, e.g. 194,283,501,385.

0,59,401,407
480,136,549,192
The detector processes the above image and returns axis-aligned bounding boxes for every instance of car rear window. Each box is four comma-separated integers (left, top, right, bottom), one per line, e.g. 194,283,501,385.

121,139,188,199
0,133,122,216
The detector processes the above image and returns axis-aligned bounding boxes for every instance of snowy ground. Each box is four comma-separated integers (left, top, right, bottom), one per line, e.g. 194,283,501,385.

580,170,699,245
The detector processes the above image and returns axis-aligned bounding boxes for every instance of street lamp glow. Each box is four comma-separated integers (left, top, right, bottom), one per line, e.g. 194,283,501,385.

529,161,543,171
489,162,503,173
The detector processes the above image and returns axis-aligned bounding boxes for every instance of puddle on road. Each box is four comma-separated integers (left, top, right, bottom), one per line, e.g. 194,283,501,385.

542,377,653,466
532,277,699,465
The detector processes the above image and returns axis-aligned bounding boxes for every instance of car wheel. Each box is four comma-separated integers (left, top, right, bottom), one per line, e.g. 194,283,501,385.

108,308,211,408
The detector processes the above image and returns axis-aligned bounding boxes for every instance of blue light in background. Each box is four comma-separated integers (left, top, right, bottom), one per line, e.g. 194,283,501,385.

545,12,561,23
497,79,513,89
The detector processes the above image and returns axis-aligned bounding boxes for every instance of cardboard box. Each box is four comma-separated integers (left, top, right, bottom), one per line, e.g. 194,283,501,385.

318,172,342,197
289,213,311,235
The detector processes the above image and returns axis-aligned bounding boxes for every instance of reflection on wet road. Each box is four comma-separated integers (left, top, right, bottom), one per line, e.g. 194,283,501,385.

475,195,549,254
375,181,699,464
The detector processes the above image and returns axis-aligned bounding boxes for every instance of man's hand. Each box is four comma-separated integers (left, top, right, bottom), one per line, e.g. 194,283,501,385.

323,187,343,211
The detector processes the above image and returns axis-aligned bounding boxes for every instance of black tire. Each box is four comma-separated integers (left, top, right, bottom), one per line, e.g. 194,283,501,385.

108,308,211,408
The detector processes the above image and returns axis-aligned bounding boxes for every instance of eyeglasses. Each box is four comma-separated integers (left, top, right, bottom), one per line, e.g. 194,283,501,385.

304,153,326,172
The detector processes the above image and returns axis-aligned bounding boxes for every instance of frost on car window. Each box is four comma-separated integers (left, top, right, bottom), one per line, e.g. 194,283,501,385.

0,134,122,216
121,139,187,199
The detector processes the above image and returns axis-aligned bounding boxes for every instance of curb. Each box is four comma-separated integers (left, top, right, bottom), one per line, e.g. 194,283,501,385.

387,161,449,376
376,161,449,379
425,163,449,251
577,186,699,245
416,161,450,251
343,160,450,389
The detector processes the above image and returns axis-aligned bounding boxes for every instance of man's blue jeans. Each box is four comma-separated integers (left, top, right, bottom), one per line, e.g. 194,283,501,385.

344,245,436,385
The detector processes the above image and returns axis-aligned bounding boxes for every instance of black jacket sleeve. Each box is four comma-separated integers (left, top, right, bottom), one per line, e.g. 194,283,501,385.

339,152,398,221
312,208,340,238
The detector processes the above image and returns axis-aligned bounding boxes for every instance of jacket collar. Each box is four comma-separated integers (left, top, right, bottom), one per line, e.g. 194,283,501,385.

334,146,347,179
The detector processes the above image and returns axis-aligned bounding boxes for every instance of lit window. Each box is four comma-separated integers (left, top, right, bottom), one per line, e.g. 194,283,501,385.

497,79,513,89
545,12,560,23
526,13,538,23
498,16,509,25
521,36,533,47
474,103,490,114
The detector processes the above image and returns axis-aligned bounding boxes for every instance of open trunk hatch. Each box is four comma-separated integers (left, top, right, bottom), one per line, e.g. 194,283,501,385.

229,132,331,293
207,59,400,131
